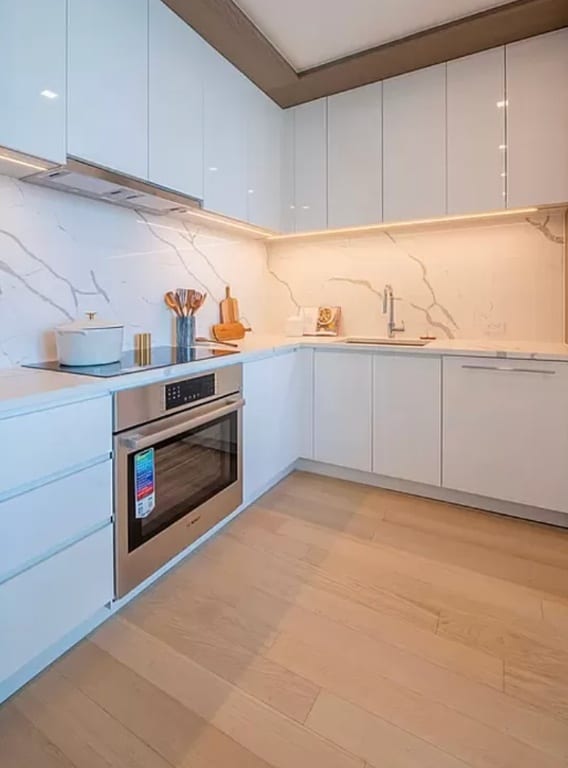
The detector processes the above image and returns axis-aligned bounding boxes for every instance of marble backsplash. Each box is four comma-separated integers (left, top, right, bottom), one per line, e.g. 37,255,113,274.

0,175,280,367
267,213,566,341
0,171,565,368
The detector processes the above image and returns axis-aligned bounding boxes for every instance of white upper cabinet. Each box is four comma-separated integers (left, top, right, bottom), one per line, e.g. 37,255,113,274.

294,98,327,232
447,48,506,215
507,28,568,208
149,0,204,200
373,354,441,486
280,109,296,232
314,351,372,472
383,64,446,222
203,46,249,220
0,0,66,164
68,0,149,179
328,83,382,228
247,88,283,230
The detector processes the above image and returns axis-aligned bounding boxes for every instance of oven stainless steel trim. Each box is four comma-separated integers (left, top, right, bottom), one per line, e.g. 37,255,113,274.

118,397,245,452
113,364,242,431
114,366,243,599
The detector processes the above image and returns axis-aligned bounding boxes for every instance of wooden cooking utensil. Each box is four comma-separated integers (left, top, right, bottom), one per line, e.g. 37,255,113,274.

165,291,182,316
196,336,239,348
189,292,207,315
212,321,247,342
220,286,239,324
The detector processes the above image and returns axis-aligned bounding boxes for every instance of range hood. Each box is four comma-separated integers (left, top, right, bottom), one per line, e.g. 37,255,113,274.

22,156,203,216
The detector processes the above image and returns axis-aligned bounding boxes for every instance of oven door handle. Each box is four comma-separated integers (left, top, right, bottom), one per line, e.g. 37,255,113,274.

120,397,245,452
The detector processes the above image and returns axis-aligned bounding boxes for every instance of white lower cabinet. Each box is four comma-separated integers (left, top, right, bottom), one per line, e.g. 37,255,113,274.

443,357,568,511
0,460,112,582
243,350,312,503
0,395,111,497
0,524,113,683
373,355,441,485
314,351,372,472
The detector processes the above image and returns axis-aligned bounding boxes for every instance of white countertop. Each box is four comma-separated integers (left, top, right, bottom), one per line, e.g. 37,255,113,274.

2,334,568,418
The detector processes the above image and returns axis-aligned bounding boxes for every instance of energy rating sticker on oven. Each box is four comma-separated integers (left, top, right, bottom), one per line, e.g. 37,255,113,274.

134,448,156,519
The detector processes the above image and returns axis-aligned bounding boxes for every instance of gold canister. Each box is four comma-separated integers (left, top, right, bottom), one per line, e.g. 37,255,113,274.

134,333,152,366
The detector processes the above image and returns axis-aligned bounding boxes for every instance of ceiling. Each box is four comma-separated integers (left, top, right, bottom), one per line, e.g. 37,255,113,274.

164,0,568,106
233,0,513,70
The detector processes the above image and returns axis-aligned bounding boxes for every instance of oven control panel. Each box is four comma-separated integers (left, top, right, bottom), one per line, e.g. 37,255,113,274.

165,374,215,411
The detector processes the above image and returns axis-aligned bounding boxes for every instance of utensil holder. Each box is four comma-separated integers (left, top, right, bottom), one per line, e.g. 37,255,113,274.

176,315,195,348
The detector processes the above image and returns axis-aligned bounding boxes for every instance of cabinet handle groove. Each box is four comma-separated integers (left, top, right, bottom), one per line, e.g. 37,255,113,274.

461,364,556,375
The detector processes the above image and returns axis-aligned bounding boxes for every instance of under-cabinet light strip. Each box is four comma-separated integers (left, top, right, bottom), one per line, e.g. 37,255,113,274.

266,207,541,242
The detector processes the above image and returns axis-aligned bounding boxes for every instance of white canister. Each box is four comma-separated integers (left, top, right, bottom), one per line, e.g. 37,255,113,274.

55,312,124,366
284,315,305,337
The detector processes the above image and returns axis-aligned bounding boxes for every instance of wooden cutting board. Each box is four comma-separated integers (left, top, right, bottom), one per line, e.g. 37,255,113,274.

212,321,247,341
220,286,239,324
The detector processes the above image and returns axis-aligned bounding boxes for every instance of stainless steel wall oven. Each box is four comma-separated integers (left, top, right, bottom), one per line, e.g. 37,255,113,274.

113,365,243,597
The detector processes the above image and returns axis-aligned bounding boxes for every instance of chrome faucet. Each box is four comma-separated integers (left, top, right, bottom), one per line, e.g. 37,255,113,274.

382,284,405,339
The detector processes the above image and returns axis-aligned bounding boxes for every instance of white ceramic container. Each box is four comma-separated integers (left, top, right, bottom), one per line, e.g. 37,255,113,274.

55,312,124,366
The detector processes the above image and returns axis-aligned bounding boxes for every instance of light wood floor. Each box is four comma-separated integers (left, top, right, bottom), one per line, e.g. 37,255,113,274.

3,470,568,767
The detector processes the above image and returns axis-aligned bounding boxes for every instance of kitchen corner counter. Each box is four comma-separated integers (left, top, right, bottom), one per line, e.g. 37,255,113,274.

1,334,568,418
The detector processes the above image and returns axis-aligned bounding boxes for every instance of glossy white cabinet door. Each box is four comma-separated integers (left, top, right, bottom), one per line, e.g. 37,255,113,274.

0,396,111,497
68,0,149,179
149,0,204,199
314,351,372,472
447,48,506,215
0,0,66,163
383,64,446,222
443,357,568,512
294,98,327,232
373,354,441,486
0,525,113,683
203,46,248,220
280,108,296,232
243,351,311,503
247,89,283,230
0,460,112,583
507,29,568,208
328,83,382,228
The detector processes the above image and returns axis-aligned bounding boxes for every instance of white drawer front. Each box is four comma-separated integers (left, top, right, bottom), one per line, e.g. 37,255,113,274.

0,525,113,682
0,461,112,582
0,396,111,496
443,357,568,511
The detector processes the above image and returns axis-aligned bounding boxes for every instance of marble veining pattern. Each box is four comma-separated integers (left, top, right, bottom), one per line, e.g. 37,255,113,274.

0,171,565,368
267,213,566,341
0,176,279,367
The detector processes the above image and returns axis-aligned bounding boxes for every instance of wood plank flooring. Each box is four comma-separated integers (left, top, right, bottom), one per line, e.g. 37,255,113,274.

2,470,568,767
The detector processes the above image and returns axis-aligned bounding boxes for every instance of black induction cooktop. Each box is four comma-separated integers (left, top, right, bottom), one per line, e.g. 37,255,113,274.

23,345,239,378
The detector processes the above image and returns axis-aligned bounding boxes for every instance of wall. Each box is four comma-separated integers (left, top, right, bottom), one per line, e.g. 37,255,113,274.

267,212,566,341
0,175,279,368
0,173,565,369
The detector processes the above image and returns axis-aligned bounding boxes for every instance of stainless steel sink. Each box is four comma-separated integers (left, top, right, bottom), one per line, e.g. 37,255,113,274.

344,337,431,347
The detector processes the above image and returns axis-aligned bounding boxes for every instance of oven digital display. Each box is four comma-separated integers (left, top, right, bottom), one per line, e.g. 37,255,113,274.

165,374,215,410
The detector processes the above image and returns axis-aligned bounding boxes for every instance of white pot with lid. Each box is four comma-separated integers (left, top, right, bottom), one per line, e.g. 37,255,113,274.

55,312,124,366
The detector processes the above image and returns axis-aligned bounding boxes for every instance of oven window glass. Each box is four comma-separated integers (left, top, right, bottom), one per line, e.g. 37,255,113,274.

127,411,238,552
